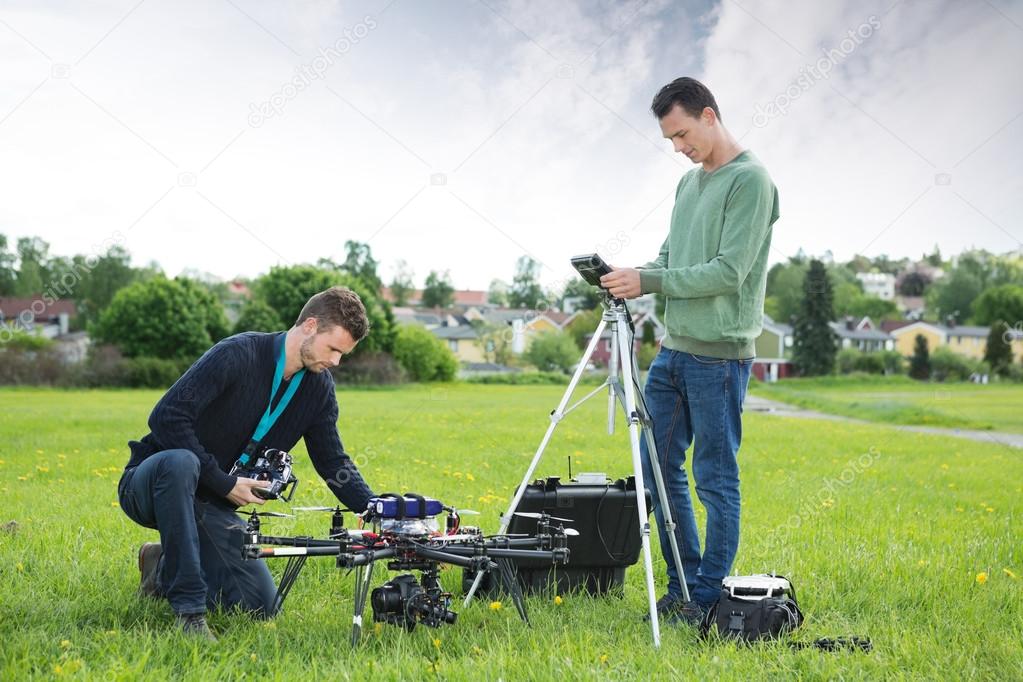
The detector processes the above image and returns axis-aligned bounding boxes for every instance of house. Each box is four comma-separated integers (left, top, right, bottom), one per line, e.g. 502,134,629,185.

0,295,77,339
432,325,486,363
886,320,1023,360
379,287,491,308
753,315,794,382
583,311,664,366
855,272,896,300
828,317,894,352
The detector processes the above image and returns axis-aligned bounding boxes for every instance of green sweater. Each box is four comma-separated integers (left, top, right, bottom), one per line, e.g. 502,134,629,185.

639,150,779,360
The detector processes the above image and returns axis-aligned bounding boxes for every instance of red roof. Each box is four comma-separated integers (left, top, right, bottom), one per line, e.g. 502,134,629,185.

880,320,914,333
0,296,77,322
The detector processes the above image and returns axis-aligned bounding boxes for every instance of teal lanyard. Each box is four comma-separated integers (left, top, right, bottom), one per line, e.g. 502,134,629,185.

239,335,305,464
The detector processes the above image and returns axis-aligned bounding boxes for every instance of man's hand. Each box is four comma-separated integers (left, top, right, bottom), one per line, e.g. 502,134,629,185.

600,267,643,299
226,477,272,507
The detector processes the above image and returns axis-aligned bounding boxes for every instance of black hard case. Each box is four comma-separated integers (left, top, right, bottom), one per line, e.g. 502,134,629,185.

464,476,651,596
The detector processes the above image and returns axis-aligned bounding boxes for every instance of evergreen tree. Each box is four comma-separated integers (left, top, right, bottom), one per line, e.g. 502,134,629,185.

792,259,837,376
909,334,931,380
984,321,1013,376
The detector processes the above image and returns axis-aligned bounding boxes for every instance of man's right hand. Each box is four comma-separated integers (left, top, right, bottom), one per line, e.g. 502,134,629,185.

226,477,272,507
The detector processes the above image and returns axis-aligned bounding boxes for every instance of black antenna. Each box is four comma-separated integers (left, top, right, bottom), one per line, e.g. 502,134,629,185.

568,454,573,481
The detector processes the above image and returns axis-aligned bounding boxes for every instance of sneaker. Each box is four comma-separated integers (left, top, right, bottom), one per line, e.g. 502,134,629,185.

643,593,684,621
137,542,162,598
664,600,707,628
176,613,218,642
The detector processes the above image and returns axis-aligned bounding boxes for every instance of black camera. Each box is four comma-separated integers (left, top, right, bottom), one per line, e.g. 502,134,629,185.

371,574,457,630
229,447,297,501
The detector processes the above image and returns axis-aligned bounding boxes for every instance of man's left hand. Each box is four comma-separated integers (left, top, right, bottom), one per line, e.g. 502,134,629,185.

600,267,642,299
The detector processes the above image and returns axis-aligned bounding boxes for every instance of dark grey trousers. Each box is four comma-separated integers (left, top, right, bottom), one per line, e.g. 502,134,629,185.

118,448,277,617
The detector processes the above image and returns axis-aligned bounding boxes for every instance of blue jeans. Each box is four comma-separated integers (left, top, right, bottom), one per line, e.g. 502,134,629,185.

639,348,752,609
118,448,277,617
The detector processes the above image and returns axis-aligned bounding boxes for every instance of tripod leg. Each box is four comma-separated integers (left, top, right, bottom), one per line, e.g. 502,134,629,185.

496,558,529,625
464,317,610,606
615,316,662,648
633,356,691,604
350,561,375,647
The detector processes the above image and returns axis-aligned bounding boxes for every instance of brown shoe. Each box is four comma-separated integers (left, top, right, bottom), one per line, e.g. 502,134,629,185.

137,542,162,598
175,612,218,642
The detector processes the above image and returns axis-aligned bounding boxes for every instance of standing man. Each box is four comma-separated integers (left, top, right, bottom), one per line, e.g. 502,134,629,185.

601,77,779,622
118,286,377,640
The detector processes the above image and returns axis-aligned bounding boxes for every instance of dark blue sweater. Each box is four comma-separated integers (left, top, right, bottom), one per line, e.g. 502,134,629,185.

126,331,374,512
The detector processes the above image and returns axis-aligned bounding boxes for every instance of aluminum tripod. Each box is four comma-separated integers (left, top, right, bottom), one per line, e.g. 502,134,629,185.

463,296,689,647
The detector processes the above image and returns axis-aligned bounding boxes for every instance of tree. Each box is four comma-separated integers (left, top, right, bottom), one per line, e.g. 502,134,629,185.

909,334,930,380
473,322,513,365
388,259,415,306
73,245,140,325
339,240,381,291
233,299,284,334
926,268,982,322
764,260,809,322
253,264,395,354
973,285,1023,327
392,324,457,381
560,277,603,311
564,307,602,350
421,270,454,308
898,271,931,297
792,259,837,376
524,331,578,373
0,234,16,295
984,321,1013,376
14,236,49,296
508,256,545,309
91,277,227,360
487,279,509,307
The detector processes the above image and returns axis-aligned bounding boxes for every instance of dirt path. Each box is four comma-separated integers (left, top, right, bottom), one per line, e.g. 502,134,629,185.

745,394,1023,450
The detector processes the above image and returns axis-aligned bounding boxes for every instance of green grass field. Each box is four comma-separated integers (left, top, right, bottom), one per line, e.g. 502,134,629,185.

751,375,1023,433
1,384,1021,680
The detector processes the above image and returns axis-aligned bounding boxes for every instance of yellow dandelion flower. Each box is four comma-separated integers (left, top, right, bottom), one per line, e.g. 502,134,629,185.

111,502,118,507
986,507,994,513
60,639,71,649
16,562,23,572
374,622,383,635
947,483,955,488
1004,568,1018,580
17,476,27,481
466,473,475,481
489,601,502,611
432,637,441,649
600,654,609,665
35,449,43,454
940,464,949,470
976,572,988,585
58,454,66,459
918,559,927,566
53,665,63,675
554,595,563,605
955,507,964,512
250,653,257,662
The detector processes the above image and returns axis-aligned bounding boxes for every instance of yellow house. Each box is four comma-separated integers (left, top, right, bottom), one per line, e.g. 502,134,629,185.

888,321,946,356
432,326,486,363
888,321,1023,360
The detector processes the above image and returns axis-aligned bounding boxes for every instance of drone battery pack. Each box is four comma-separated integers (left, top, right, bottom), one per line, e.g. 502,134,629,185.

466,476,650,596
370,495,443,519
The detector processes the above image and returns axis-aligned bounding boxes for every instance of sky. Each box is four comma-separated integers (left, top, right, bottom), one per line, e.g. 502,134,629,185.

1,0,1021,291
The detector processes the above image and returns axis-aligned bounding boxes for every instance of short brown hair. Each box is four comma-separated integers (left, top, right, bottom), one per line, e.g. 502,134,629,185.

294,286,370,340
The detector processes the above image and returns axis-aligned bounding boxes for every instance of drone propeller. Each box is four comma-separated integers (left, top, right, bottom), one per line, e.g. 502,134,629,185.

242,510,295,518
443,505,481,516
560,527,580,536
513,511,573,523
292,505,355,513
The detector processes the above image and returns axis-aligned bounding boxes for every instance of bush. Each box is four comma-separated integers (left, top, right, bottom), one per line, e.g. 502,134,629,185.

331,351,407,385
124,356,186,388
837,348,893,375
929,347,981,382
466,371,568,385
392,325,457,382
524,331,578,373
878,350,905,375
836,348,860,374
0,345,64,385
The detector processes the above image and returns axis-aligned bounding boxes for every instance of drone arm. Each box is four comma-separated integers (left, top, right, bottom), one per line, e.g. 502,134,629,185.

338,546,397,568
411,544,496,571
